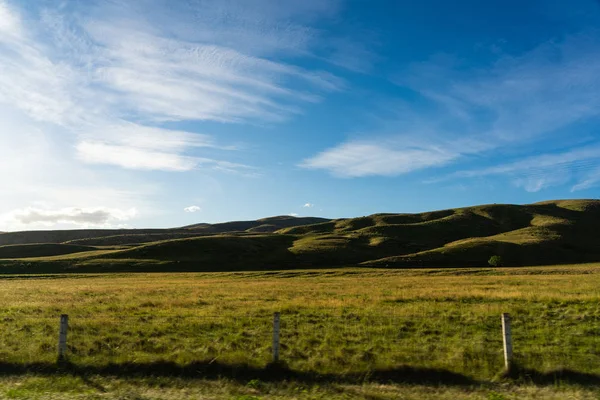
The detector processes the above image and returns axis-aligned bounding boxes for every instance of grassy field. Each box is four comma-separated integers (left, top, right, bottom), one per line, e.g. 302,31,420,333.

1,265,600,398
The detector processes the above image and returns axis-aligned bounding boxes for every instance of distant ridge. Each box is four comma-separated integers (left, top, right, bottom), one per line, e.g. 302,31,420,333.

182,216,329,232
0,200,599,273
0,216,330,246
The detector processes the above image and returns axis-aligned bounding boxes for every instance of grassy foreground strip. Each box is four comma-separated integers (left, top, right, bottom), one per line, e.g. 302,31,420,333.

1,265,600,398
0,375,599,399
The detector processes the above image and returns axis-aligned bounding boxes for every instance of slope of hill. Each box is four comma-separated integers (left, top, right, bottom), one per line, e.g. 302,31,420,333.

0,243,99,259
0,200,599,273
0,229,175,246
0,216,329,247
182,216,329,232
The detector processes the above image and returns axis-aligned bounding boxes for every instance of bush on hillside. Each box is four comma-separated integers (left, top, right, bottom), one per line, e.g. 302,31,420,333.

488,255,504,267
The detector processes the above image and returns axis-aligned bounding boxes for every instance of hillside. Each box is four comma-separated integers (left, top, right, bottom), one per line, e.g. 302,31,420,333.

0,216,329,246
182,216,329,233
0,200,599,273
0,243,98,259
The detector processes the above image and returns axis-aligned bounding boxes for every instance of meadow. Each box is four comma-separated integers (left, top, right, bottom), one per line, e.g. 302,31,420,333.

1,265,600,399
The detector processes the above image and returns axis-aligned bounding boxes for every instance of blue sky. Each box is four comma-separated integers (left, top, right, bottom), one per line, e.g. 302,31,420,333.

1,0,600,230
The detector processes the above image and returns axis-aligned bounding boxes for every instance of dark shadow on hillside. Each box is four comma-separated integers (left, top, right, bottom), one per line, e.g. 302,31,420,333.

0,360,476,386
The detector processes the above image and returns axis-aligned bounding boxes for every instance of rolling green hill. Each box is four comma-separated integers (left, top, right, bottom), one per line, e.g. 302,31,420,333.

0,243,98,259
0,216,329,246
0,228,177,246
0,200,599,272
182,216,329,232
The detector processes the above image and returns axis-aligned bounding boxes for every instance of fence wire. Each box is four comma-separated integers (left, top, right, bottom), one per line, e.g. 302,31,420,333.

1,312,599,376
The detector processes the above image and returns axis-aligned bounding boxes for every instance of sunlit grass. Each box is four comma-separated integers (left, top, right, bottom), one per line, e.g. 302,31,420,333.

0,265,600,383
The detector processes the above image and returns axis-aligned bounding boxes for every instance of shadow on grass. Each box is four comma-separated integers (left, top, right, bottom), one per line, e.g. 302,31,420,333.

0,360,476,386
500,364,600,385
2,361,600,386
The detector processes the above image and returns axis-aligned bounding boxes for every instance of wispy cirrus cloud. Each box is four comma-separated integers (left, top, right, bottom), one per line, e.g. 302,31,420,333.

76,123,244,172
88,23,341,123
80,124,223,152
302,141,458,178
0,0,356,230
0,0,347,174
434,144,600,192
514,176,570,193
32,0,344,123
572,167,600,192
76,142,200,172
302,33,600,182
451,145,600,179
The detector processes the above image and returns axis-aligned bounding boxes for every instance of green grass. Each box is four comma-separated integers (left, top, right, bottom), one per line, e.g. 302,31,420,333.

1,265,600,397
1,375,599,399
0,265,600,376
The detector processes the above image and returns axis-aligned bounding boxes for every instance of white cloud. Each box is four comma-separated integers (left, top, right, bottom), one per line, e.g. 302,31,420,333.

184,206,201,213
572,167,600,192
394,38,600,145
0,109,158,231
203,159,259,176
76,141,200,172
0,0,21,38
433,144,600,192
288,213,299,217
75,123,248,172
80,6,343,124
303,203,314,208
303,34,600,178
139,0,341,58
453,145,600,179
1,207,137,228
513,175,570,193
76,140,256,173
301,141,457,177
0,33,77,125
0,0,355,230
81,123,221,152
0,0,347,177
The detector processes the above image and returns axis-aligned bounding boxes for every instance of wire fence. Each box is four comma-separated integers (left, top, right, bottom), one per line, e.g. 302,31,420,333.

1,312,600,377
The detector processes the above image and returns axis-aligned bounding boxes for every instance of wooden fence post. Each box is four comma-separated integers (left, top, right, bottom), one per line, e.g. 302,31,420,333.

501,313,512,370
272,312,280,363
58,314,69,360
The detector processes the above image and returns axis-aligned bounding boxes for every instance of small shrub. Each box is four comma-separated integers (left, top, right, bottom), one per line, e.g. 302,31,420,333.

246,379,264,390
488,255,504,267
487,392,506,400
